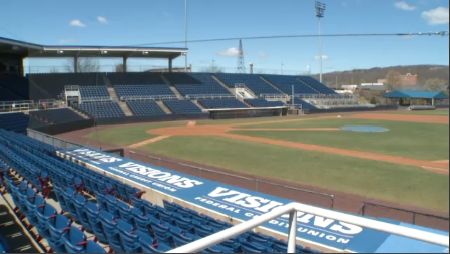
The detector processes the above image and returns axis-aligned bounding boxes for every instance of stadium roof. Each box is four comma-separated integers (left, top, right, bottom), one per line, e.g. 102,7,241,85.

384,90,449,99
0,37,187,59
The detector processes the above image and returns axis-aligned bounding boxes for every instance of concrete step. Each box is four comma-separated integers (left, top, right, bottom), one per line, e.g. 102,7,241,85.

191,100,207,112
156,101,172,114
161,74,184,99
107,87,119,101
70,107,90,119
118,101,133,116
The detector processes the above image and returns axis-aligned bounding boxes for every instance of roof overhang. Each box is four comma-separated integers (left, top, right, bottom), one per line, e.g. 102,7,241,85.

0,37,187,59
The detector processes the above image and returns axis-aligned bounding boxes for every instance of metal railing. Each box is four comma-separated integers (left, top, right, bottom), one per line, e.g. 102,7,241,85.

120,95,177,101
167,202,449,253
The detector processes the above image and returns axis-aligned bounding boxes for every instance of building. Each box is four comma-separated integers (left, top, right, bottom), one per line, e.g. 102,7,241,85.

399,73,418,87
384,90,448,106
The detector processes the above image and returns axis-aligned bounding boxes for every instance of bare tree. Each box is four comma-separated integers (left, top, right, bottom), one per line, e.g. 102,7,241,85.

65,58,100,72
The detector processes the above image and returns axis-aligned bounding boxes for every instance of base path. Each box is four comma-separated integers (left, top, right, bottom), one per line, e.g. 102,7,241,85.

127,135,172,148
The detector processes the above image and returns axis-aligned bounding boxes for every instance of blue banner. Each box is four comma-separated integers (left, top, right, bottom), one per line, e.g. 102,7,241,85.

61,147,448,253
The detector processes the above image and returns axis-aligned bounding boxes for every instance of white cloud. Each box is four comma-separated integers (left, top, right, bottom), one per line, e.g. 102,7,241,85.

394,1,416,11
421,7,449,25
217,47,240,57
97,16,108,24
69,19,86,27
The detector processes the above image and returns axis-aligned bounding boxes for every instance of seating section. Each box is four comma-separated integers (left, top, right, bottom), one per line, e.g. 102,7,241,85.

164,73,231,98
163,100,203,114
0,129,317,254
245,99,286,107
297,76,336,94
29,108,85,125
79,86,110,101
106,72,165,85
27,73,106,100
198,98,249,109
78,101,125,119
295,98,317,110
0,113,29,133
115,85,175,100
263,74,319,94
126,100,166,117
215,73,281,95
0,74,30,100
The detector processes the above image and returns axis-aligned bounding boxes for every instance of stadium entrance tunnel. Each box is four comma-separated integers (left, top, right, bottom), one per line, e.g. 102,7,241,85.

340,125,389,133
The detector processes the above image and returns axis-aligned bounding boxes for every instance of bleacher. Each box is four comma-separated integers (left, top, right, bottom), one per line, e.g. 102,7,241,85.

29,108,85,125
114,85,175,100
263,74,319,94
245,99,286,107
164,73,231,98
163,100,203,114
214,73,282,96
297,76,336,94
78,101,125,119
294,98,318,110
126,100,167,117
0,113,29,133
27,73,106,100
79,86,110,101
0,74,30,100
106,72,165,85
0,129,311,253
198,98,249,109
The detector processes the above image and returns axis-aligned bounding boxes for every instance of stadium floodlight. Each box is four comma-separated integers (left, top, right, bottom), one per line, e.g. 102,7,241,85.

142,51,149,55
57,50,64,54
101,50,108,54
315,1,326,82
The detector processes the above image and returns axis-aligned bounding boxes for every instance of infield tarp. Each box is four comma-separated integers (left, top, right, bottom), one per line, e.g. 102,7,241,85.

60,147,448,253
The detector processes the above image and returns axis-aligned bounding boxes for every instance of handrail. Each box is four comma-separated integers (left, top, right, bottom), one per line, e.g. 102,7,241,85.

167,202,449,253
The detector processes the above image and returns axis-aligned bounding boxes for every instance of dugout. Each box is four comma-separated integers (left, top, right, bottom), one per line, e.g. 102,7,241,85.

384,90,449,107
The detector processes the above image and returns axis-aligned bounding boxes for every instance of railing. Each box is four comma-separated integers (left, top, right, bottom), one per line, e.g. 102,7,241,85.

80,97,112,103
120,95,177,101
0,99,59,112
185,94,235,99
168,202,449,253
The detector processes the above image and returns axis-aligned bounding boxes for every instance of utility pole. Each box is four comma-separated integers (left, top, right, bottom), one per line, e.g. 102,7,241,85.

315,1,326,82
184,0,188,72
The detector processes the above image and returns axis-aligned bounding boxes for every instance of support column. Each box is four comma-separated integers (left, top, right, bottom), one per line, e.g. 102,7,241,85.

74,56,78,73
168,57,173,73
123,56,128,73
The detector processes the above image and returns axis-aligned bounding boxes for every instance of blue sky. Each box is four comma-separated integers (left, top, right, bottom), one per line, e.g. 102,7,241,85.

1,0,448,74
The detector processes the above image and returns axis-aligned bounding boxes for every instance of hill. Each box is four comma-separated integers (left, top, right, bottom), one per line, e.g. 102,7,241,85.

318,65,449,91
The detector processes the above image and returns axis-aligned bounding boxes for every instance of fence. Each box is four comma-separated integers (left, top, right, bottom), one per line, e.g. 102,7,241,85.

360,201,449,231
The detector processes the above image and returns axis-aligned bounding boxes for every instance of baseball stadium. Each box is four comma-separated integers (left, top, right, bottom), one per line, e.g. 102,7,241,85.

0,1,449,253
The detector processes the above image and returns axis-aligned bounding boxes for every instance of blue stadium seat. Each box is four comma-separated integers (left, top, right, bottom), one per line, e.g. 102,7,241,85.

35,203,57,238
47,214,72,253
198,98,248,109
85,240,106,253
163,100,203,114
61,226,86,253
77,101,125,119
126,100,166,117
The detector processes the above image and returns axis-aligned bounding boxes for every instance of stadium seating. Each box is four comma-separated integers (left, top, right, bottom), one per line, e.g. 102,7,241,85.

263,74,319,94
79,86,110,101
295,98,317,110
245,99,286,107
0,112,29,133
29,108,85,125
164,73,231,98
78,101,125,119
115,84,175,100
0,74,30,100
0,129,314,253
106,72,165,85
126,100,167,116
297,76,336,94
214,73,282,95
163,100,203,114
198,98,249,109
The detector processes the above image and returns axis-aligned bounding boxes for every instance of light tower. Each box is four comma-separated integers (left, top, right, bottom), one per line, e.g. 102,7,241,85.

237,39,246,73
315,1,326,82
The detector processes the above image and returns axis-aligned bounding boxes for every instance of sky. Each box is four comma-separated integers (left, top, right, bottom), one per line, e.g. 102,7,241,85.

1,0,449,74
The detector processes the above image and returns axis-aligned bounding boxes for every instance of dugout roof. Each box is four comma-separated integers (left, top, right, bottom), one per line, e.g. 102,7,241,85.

384,90,448,99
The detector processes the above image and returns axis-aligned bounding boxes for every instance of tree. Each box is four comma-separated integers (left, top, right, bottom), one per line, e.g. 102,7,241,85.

424,78,447,91
65,58,100,72
385,70,402,89
115,64,124,72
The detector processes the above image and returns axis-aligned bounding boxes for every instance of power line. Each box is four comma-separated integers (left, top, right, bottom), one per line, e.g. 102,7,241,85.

130,31,448,46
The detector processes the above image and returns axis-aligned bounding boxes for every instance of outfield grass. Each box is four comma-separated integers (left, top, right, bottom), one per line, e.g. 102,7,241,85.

141,136,449,212
235,118,449,160
385,109,449,116
84,121,186,146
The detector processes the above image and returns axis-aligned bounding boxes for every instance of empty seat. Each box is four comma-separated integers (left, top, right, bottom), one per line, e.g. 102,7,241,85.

61,226,87,253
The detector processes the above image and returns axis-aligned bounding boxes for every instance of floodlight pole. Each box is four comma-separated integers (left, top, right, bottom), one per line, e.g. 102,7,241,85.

315,1,326,82
184,0,188,72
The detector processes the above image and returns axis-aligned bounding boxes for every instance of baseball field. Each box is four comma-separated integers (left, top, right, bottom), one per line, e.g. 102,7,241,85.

60,109,449,214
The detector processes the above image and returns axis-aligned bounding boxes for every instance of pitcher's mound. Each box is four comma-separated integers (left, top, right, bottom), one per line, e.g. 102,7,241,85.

187,121,197,127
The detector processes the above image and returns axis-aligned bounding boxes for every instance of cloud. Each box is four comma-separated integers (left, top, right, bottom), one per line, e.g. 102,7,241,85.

217,47,240,57
421,7,449,25
97,16,108,24
394,1,416,11
69,19,86,27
